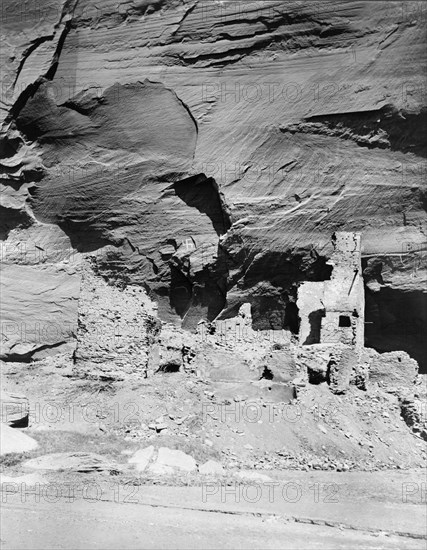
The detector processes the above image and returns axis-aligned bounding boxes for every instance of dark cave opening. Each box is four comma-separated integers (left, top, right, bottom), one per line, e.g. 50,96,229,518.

364,286,427,374
156,362,180,373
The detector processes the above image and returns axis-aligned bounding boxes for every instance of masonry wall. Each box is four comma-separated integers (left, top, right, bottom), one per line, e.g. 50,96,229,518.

297,232,364,348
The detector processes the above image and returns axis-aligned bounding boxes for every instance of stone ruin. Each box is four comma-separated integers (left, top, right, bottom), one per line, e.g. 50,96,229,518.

69,231,418,399
295,232,418,395
190,231,418,398
298,232,364,348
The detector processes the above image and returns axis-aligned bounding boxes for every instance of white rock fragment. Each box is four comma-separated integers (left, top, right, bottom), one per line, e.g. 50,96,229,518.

0,425,38,455
128,446,155,471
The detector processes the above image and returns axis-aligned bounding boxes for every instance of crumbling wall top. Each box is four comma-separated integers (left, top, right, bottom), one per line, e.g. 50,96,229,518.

331,232,361,257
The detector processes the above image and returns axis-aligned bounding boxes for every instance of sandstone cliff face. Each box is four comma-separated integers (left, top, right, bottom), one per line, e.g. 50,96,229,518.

1,1,426,367
0,264,80,360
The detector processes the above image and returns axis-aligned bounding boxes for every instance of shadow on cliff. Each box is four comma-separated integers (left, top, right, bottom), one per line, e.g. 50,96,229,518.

365,287,427,374
173,174,231,236
304,105,427,157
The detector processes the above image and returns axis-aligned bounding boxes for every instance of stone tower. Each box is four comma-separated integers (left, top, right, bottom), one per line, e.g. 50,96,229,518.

297,232,364,348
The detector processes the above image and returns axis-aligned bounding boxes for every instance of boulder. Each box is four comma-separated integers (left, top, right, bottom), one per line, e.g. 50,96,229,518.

128,446,155,472
0,425,38,455
24,452,114,472
0,391,29,427
148,447,197,474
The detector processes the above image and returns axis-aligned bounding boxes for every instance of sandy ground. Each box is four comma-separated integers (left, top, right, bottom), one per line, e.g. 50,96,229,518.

1,469,426,549
1,478,426,550
1,344,426,549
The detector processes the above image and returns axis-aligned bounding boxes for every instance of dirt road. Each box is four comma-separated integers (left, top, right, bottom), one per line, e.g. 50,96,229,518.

1,473,426,550
1,497,425,550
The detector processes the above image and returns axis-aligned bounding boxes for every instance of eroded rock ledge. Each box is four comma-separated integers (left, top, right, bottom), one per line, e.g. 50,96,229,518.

1,1,425,374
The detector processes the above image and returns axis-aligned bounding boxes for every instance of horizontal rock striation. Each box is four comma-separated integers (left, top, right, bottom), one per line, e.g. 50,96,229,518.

0,1,425,366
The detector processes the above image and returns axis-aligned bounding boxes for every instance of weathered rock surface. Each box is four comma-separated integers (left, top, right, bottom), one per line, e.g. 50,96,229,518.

259,350,296,383
23,452,115,472
363,265,427,373
148,447,197,474
0,265,80,361
74,266,159,379
0,1,425,370
296,344,335,384
368,349,419,395
0,425,39,455
156,327,186,373
198,350,257,383
296,343,367,393
128,446,155,472
328,347,358,395
0,390,29,427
